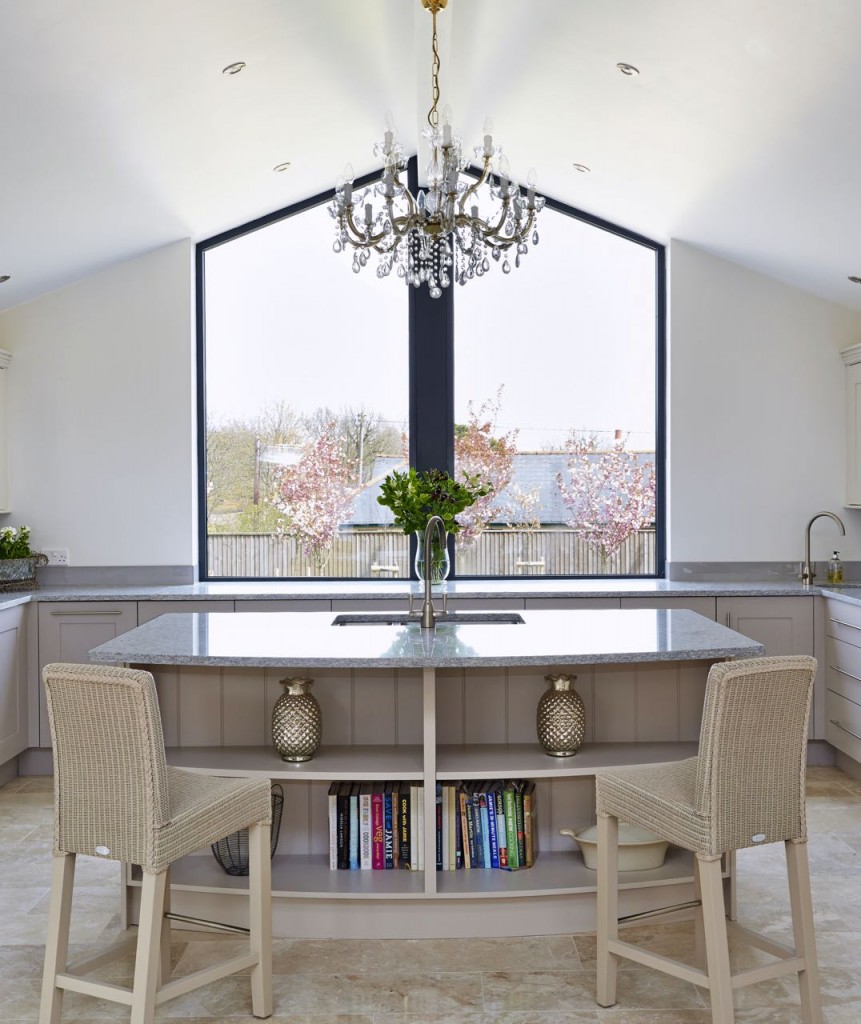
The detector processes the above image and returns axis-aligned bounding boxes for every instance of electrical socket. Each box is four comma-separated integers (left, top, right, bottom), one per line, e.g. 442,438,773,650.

43,548,69,566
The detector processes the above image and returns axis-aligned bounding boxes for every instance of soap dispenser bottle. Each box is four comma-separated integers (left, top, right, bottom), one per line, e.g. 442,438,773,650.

828,551,844,584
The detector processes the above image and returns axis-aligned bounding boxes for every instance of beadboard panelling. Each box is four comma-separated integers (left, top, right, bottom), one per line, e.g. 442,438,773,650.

464,668,507,744
636,664,681,741
354,669,397,744
222,668,267,745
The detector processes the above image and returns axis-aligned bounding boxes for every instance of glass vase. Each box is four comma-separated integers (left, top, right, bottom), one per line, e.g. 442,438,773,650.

414,529,450,584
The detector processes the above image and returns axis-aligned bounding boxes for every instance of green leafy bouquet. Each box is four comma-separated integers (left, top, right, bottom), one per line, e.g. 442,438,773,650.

377,468,490,536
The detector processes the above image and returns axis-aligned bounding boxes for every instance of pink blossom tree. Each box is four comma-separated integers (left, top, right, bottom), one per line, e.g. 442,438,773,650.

454,387,518,543
274,424,358,574
556,433,656,569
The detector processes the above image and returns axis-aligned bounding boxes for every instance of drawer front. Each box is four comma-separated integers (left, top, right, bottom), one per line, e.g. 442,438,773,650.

826,688,861,761
825,599,861,647
826,635,861,704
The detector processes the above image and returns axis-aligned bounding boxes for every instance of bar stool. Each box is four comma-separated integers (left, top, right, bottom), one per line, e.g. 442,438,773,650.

595,655,820,1024
39,663,273,1024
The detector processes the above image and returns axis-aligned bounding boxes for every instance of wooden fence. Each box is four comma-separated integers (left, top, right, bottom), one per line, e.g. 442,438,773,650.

207,527,657,578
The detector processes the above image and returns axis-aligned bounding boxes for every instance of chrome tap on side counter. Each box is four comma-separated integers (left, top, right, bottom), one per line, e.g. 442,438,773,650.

800,511,845,585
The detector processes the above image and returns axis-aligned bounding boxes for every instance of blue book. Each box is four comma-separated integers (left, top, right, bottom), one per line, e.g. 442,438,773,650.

479,792,492,868
485,787,500,868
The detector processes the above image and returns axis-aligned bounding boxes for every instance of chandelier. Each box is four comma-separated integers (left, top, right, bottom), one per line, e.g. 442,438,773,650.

329,0,544,298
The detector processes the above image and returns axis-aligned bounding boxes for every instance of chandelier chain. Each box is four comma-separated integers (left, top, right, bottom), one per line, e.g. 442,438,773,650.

428,8,441,130
330,0,544,298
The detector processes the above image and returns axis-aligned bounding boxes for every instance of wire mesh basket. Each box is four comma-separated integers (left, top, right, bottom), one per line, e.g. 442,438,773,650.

211,783,284,876
0,553,48,592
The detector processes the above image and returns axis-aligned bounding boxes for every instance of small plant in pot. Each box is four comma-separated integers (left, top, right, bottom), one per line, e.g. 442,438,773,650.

0,526,47,591
377,468,490,582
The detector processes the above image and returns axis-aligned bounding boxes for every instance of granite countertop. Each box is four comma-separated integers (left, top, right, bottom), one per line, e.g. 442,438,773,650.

3,577,861,612
88,608,766,669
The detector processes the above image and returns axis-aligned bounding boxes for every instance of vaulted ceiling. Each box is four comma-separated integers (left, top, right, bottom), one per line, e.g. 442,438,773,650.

2,0,860,313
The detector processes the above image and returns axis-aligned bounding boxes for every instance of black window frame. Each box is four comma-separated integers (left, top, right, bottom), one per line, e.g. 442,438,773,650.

195,160,666,582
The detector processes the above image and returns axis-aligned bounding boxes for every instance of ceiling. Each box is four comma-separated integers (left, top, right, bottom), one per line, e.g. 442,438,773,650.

2,0,861,314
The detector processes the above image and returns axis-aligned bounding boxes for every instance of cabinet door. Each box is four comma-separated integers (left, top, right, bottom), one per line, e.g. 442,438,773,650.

620,597,716,619
845,358,861,507
37,602,137,745
0,604,27,765
716,596,820,737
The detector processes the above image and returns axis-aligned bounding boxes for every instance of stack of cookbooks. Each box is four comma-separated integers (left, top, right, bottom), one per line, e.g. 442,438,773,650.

327,779,536,871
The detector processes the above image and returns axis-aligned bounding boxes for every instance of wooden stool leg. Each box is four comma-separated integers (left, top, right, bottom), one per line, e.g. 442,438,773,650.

40,853,76,1024
159,866,172,986
693,855,706,969
786,839,822,1024
698,855,734,1024
248,820,273,1018
130,869,167,1024
596,811,619,1007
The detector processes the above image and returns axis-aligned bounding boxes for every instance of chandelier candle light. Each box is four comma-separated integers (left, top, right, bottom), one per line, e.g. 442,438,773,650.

330,0,544,297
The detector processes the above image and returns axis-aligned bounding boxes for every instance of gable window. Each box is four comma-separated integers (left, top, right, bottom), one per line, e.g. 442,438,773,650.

197,179,664,580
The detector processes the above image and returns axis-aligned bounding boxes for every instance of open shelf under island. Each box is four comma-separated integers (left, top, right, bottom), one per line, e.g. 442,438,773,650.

89,607,763,939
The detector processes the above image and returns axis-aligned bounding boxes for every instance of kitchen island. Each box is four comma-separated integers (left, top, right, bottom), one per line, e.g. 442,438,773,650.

90,608,764,939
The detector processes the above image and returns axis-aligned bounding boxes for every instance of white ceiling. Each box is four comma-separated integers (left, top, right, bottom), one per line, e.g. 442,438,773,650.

2,0,861,313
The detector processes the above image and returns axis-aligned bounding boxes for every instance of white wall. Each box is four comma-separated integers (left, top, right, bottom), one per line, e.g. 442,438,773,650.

0,240,195,567
669,240,861,561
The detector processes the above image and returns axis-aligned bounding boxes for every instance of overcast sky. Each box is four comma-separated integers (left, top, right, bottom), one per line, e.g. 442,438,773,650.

204,191,657,451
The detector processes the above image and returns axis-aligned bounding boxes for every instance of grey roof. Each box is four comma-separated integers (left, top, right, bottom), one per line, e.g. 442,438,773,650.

346,452,656,528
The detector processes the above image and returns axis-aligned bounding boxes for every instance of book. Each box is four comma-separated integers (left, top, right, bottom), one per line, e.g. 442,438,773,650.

458,786,472,869
416,783,424,871
503,783,520,870
514,781,526,866
349,782,360,870
470,787,485,867
371,782,385,870
495,783,508,868
359,782,373,870
478,789,492,868
523,781,536,868
435,782,443,871
384,780,395,869
448,784,458,869
398,782,410,869
484,784,500,868
453,784,462,869
409,782,419,870
328,781,339,870
444,782,450,872
337,781,352,870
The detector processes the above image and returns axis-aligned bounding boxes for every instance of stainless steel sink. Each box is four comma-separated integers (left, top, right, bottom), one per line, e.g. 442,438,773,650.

331,611,525,626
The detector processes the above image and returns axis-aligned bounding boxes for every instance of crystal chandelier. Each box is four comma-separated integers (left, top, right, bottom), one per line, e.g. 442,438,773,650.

329,0,544,298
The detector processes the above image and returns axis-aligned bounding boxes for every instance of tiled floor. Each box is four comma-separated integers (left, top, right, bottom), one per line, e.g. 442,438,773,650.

1,767,859,1023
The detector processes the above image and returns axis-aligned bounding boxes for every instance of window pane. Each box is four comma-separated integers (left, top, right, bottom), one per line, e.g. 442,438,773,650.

203,200,409,578
453,205,658,577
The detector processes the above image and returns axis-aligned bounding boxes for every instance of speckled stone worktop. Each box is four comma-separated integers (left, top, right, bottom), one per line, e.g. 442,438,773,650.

88,608,765,668
4,577,861,609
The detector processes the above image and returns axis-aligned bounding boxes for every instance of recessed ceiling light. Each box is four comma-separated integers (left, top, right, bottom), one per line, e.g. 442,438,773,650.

273,162,292,173
222,61,247,75
616,62,640,76
572,163,591,174
849,276,861,284
0,275,10,284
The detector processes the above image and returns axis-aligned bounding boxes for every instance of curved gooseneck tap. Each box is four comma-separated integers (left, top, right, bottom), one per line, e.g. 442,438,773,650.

801,511,845,586
420,515,447,629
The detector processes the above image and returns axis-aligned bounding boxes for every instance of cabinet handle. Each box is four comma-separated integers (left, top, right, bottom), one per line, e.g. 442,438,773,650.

725,613,731,628
830,618,861,632
829,664,861,684
50,610,125,617
829,719,861,743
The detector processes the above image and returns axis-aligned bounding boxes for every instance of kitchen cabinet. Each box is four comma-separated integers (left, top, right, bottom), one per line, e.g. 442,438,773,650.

716,596,821,736
0,604,28,766
36,601,137,745
842,343,861,506
823,598,861,763
0,349,11,513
